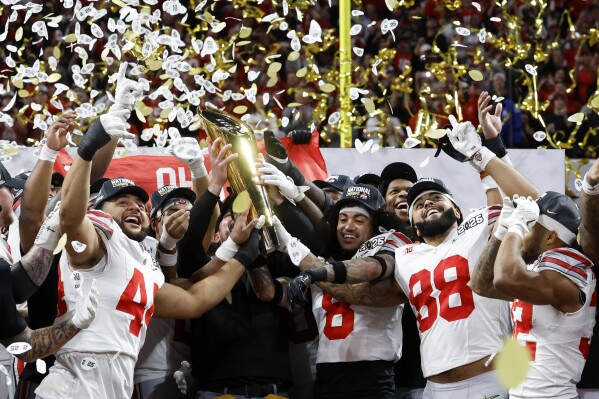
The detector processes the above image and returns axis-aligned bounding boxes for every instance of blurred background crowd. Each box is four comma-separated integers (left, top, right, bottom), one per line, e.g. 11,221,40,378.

0,0,596,158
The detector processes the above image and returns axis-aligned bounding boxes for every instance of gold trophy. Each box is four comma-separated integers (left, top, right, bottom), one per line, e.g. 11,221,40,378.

199,108,279,253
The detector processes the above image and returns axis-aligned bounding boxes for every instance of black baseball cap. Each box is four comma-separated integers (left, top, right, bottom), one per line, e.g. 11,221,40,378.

354,173,381,188
380,162,417,196
336,183,385,212
94,177,149,209
536,191,580,245
407,178,454,207
51,172,64,188
313,175,354,192
10,171,30,202
0,163,26,190
150,185,196,219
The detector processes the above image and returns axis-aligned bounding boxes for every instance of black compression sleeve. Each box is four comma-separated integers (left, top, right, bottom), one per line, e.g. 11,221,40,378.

331,260,347,284
77,118,111,161
269,279,283,305
11,261,38,304
370,255,388,282
274,199,322,254
177,190,219,278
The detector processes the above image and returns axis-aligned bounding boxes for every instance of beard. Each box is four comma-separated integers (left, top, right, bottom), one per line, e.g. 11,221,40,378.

119,222,148,242
415,208,457,238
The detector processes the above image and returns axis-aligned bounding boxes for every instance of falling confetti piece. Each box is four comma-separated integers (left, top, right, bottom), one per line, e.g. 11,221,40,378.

7,342,32,355
532,131,546,141
36,359,47,374
71,240,87,253
80,357,98,371
403,137,421,148
362,98,376,114
353,47,364,57
525,64,537,76
354,139,373,154
349,24,362,36
425,129,448,139
455,27,471,36
472,2,481,11
328,112,340,125
568,113,585,123
478,29,486,43
575,179,584,192
468,70,484,81
419,156,430,167
495,338,531,389
490,17,502,22
53,233,67,255
385,0,398,11
233,105,248,114
320,83,336,93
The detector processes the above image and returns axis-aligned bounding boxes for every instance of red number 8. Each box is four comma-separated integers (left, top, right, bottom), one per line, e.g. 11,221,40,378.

322,293,355,340
408,255,475,333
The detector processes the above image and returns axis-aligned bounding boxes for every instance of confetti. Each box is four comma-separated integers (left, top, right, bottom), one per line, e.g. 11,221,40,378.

419,156,430,167
36,359,47,374
525,64,537,76
495,338,531,389
71,241,87,253
468,70,484,81
355,139,373,154
80,357,98,371
568,113,585,123
403,137,421,148
54,233,67,255
472,2,481,11
532,131,546,142
455,27,471,36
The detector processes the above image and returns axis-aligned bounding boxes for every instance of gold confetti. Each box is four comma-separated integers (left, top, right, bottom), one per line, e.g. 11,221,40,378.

320,83,336,93
568,113,585,123
232,190,251,214
363,98,376,114
233,105,248,114
46,73,61,83
15,27,22,42
288,51,300,61
17,89,29,98
63,33,77,43
53,234,67,255
239,27,252,39
468,70,484,81
495,338,532,389
425,129,447,139
296,67,307,78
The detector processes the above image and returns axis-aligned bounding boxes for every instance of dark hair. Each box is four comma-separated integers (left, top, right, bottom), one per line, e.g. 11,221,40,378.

322,205,417,259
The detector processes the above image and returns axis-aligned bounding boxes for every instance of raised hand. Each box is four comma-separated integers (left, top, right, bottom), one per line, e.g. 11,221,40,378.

71,278,100,330
110,62,144,113
258,161,309,204
288,129,312,144
207,137,237,188
34,202,62,252
505,195,540,239
45,111,77,151
286,272,313,310
493,196,515,241
446,116,482,159
478,91,503,139
169,137,208,179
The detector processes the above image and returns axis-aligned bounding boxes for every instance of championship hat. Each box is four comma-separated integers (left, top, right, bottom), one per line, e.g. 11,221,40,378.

150,185,196,219
354,173,381,188
336,183,385,213
313,175,354,193
94,177,149,209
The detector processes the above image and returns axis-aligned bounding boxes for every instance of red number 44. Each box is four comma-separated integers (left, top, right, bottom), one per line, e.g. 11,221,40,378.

408,255,475,333
116,268,158,337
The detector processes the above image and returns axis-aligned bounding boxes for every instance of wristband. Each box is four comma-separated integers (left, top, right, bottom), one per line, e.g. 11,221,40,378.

39,145,59,163
215,237,239,262
481,174,499,192
370,255,387,282
269,279,284,305
582,173,599,196
308,267,328,283
331,260,347,284
189,159,208,179
470,147,496,170
482,135,507,158
156,248,178,267
159,227,179,251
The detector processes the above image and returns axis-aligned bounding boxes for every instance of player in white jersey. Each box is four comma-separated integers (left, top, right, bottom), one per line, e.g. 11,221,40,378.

287,117,541,398
275,183,413,398
36,73,267,398
470,191,596,398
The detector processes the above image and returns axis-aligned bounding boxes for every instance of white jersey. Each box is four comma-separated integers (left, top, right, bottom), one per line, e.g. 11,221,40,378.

313,231,411,363
135,237,190,383
510,247,597,399
394,206,511,377
53,210,165,360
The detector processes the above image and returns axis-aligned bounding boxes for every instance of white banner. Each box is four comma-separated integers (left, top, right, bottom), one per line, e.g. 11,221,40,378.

6,148,567,213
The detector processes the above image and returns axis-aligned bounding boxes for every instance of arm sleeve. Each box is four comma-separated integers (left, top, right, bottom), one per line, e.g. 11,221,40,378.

0,259,27,340
177,190,219,278
274,199,322,255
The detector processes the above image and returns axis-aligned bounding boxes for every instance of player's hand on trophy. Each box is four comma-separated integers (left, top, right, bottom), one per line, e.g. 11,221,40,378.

505,195,540,239
258,161,309,205
478,91,503,139
493,196,515,241
215,208,263,262
288,129,312,144
173,361,193,395
286,271,314,310
206,137,237,190
70,278,100,330
34,202,62,252
264,130,306,186
169,137,209,179
273,216,310,266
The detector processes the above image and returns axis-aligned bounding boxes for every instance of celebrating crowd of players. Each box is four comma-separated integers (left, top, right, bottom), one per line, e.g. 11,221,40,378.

1,68,599,399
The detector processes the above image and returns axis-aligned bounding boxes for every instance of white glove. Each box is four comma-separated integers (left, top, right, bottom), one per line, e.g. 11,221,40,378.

109,63,144,113
505,195,540,239
446,116,483,159
273,216,310,266
34,202,62,252
173,361,193,395
258,162,309,204
169,137,208,179
99,110,135,140
493,196,515,241
71,278,99,330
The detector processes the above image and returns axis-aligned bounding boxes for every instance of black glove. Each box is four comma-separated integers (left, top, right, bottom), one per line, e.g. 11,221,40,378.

233,230,261,268
286,272,313,310
285,268,327,311
288,129,311,144
77,118,111,161
264,130,306,186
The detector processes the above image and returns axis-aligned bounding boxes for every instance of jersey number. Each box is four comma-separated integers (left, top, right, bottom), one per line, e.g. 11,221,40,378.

322,293,354,340
511,299,537,360
116,269,158,337
408,255,475,333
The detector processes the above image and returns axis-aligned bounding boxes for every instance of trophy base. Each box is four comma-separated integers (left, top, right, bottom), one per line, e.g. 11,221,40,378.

260,225,279,254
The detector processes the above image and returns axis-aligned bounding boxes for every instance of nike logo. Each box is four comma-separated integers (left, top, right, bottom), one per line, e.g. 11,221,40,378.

546,209,558,215
483,395,500,399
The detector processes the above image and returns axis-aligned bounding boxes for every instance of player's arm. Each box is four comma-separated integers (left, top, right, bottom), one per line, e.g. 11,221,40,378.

317,279,406,307
19,112,77,252
493,197,583,312
169,257,226,289
469,236,512,300
247,266,289,308
580,158,599,265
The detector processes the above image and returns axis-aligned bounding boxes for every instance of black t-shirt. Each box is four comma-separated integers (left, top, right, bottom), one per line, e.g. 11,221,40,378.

0,259,27,340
